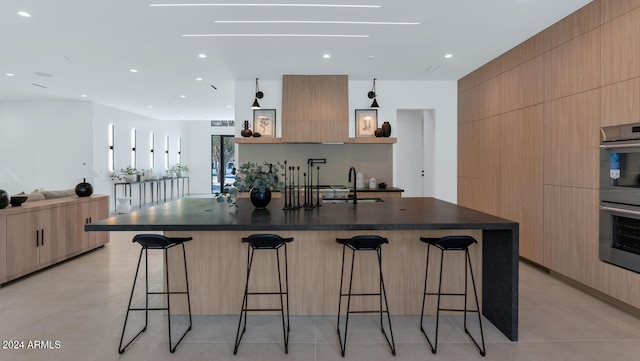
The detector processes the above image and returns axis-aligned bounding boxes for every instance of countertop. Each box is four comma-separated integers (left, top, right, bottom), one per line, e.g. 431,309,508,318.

85,197,515,232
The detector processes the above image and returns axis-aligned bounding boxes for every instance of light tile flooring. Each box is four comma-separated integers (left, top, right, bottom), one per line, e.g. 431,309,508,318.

1,231,640,360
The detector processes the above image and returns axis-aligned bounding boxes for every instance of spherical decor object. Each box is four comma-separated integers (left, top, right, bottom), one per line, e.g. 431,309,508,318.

0,189,9,209
374,128,384,137
10,196,28,207
75,180,94,197
249,187,271,209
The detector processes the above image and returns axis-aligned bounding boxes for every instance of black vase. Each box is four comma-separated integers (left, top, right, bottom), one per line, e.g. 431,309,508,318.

374,128,384,137
241,120,253,137
382,121,391,137
249,187,272,208
75,179,94,197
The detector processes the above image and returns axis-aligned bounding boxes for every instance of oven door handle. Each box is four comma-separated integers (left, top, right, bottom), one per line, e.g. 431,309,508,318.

600,142,640,149
600,205,640,217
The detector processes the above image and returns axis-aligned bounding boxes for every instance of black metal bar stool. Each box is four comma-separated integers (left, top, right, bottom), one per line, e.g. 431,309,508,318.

233,234,294,355
419,235,486,356
336,235,396,357
119,234,193,354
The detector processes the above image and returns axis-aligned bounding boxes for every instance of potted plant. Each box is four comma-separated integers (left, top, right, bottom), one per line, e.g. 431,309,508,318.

234,161,283,208
171,164,189,177
110,166,139,182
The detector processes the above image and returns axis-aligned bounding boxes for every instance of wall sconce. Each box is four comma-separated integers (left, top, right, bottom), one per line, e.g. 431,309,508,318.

251,78,263,109
368,78,379,108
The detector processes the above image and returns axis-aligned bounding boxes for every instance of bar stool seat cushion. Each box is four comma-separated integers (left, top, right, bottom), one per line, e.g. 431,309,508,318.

242,234,293,249
133,234,193,249
336,235,388,250
420,235,476,251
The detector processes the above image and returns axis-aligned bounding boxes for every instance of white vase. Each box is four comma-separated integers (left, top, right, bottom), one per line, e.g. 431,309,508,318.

116,197,131,213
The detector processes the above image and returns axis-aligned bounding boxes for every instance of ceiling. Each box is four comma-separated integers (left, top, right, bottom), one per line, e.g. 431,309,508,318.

0,0,592,121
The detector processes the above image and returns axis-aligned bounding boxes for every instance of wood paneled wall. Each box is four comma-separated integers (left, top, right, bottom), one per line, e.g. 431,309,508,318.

457,0,640,310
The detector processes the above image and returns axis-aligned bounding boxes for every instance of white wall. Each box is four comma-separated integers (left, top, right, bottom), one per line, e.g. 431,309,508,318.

0,100,94,195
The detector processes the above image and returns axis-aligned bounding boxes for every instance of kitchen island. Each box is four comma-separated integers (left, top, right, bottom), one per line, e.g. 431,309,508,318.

85,197,519,341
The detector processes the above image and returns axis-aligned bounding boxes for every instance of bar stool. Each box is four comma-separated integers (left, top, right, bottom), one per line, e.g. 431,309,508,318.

419,235,486,356
233,234,294,355
336,235,396,357
118,234,193,354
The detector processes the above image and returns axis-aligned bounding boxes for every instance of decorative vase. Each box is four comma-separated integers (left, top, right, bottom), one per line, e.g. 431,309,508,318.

116,197,131,213
374,128,384,137
382,121,391,137
241,120,253,137
126,174,136,183
75,179,94,197
249,187,271,208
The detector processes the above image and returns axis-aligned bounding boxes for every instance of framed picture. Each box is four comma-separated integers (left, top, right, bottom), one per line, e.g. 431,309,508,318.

253,109,276,137
355,109,377,137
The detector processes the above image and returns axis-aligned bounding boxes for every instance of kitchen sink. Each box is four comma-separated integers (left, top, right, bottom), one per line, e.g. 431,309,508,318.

322,197,384,203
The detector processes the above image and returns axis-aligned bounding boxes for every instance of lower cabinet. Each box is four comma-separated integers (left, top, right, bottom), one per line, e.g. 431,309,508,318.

66,196,109,256
6,206,67,280
0,195,110,284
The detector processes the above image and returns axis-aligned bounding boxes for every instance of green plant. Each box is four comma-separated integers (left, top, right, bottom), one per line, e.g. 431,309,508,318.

214,187,239,206
233,161,284,193
110,166,138,181
170,164,189,176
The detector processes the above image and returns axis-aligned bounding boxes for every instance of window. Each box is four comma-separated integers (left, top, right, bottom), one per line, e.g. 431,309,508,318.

130,128,137,168
149,131,155,169
108,123,114,172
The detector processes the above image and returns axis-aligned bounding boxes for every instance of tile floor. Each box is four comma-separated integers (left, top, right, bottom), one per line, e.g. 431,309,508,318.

1,231,640,360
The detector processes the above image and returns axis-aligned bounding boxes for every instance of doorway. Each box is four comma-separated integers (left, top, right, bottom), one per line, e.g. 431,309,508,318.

396,109,435,197
211,135,235,193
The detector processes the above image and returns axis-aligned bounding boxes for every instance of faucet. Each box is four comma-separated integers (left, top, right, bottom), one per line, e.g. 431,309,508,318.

348,166,357,203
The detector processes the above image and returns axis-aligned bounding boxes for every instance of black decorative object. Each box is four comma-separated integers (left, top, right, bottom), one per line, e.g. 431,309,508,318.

375,128,384,137
10,196,28,206
382,121,391,137
368,78,379,108
0,190,9,209
241,120,253,137
250,187,271,208
251,78,263,109
75,178,94,197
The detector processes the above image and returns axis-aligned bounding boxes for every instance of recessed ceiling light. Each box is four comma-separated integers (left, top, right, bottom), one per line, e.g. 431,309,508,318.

80,94,87,98
184,34,369,38
444,54,453,59
323,54,331,59
147,105,153,108
130,69,138,73
17,11,31,17
226,105,232,108
5,73,15,77
198,54,207,58
196,77,203,81
180,95,186,98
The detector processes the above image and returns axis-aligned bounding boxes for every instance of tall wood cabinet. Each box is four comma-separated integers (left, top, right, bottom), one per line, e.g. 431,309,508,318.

0,195,110,284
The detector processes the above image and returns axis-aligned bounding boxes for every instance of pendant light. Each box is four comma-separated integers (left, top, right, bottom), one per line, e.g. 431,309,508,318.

368,78,379,108
251,78,263,109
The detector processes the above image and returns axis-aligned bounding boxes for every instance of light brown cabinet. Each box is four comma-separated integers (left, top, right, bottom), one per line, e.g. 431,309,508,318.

6,206,66,280
0,195,110,284
281,75,349,143
66,196,109,256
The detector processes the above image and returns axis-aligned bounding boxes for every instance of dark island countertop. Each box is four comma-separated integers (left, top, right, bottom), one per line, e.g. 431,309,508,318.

85,197,516,232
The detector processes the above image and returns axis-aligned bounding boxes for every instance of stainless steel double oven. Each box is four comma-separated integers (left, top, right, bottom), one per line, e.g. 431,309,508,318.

600,123,640,273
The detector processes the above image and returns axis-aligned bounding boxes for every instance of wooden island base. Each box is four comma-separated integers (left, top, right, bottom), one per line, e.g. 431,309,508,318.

165,229,483,316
